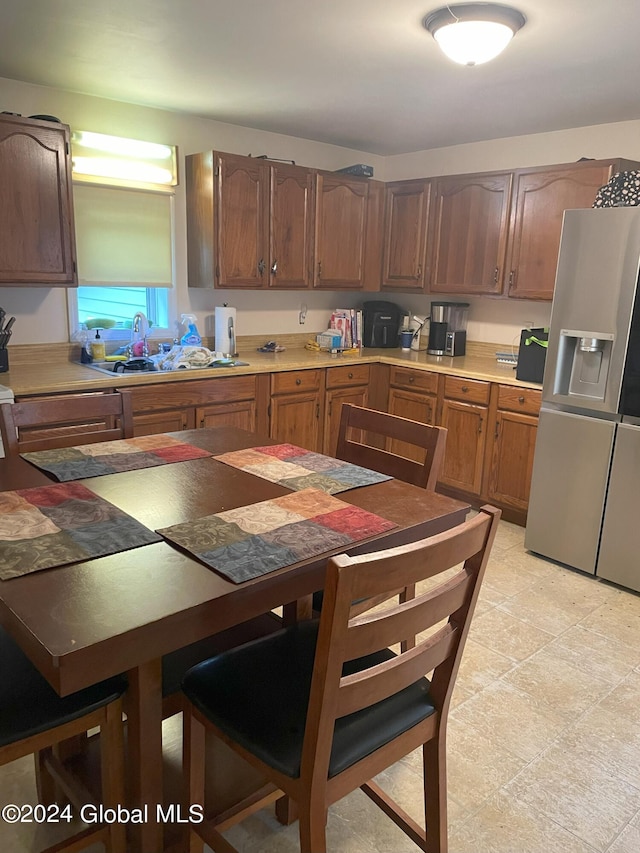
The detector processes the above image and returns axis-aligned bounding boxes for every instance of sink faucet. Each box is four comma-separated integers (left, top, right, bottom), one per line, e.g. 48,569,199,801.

129,311,149,357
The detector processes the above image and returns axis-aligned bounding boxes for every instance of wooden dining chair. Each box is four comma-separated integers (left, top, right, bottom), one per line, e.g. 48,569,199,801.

330,403,449,644
0,627,127,852
335,403,447,490
0,390,134,455
182,505,501,853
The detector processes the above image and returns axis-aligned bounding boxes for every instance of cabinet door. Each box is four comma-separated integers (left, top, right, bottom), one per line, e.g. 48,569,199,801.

381,180,431,291
215,152,268,288
0,116,76,285
323,386,368,456
314,173,368,289
506,163,614,300
133,409,194,437
486,410,538,511
270,392,322,452
431,173,512,295
269,163,314,289
439,399,487,494
197,400,256,431
387,388,437,462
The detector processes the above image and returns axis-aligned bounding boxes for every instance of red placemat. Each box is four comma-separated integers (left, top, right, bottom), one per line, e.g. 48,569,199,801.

21,434,212,481
214,443,391,494
157,487,397,583
0,482,161,580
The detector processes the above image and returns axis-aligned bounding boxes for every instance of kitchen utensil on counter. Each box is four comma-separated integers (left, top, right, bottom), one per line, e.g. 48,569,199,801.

427,302,469,356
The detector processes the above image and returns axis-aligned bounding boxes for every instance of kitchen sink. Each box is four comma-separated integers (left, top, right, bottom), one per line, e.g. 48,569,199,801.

82,358,249,376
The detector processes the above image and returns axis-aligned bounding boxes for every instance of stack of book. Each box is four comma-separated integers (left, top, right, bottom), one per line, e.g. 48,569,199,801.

328,308,363,350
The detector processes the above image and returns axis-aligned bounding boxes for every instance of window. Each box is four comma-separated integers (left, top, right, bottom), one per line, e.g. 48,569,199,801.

68,131,177,340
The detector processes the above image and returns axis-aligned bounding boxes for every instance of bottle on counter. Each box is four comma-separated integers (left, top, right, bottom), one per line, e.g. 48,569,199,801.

92,329,106,361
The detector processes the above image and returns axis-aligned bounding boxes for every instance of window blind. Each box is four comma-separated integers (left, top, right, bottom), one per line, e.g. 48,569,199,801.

73,185,173,287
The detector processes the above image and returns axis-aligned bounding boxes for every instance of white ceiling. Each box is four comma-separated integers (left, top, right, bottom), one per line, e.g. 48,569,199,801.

2,0,640,156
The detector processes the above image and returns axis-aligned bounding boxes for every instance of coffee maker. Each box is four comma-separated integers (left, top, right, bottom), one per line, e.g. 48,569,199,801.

427,302,469,356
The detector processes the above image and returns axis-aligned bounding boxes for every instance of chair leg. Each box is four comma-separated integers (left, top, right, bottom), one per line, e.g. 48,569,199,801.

35,749,58,806
298,796,327,853
101,700,126,853
423,734,447,853
184,709,206,853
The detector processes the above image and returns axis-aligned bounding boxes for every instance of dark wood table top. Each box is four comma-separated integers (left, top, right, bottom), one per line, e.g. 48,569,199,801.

0,427,469,696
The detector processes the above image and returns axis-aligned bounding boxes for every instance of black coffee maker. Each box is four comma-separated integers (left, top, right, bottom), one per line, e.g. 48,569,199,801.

362,301,403,348
427,301,469,356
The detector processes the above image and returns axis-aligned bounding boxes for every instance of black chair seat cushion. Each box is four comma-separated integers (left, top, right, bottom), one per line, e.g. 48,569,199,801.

182,620,435,779
0,628,127,749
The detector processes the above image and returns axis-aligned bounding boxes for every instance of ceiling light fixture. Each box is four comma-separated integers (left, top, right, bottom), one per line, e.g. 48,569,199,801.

423,3,526,66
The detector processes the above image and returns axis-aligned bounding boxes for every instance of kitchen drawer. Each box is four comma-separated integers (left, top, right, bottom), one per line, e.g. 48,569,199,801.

497,384,542,415
444,376,490,405
123,376,257,412
325,364,370,389
271,369,323,395
389,367,439,394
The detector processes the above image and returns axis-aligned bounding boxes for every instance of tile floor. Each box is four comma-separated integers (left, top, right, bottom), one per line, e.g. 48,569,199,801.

2,518,640,852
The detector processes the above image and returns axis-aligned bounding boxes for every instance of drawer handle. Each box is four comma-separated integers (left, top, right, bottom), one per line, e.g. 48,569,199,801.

348,372,353,379
518,395,525,404
461,385,469,393
296,378,302,386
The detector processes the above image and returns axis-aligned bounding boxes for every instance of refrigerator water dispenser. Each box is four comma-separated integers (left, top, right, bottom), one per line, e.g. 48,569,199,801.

553,330,614,401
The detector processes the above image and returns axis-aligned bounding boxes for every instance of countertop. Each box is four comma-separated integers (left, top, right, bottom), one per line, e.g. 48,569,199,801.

2,339,541,397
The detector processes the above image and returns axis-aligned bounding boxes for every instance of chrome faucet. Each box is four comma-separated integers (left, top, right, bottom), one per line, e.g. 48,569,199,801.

129,311,149,357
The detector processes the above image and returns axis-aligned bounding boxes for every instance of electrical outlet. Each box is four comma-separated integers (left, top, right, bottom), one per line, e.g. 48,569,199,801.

299,304,307,325
524,319,534,330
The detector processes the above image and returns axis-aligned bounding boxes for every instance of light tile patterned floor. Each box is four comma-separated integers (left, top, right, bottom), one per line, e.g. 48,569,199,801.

2,518,640,852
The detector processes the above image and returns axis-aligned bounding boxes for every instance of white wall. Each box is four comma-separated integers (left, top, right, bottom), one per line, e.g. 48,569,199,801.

3,76,639,348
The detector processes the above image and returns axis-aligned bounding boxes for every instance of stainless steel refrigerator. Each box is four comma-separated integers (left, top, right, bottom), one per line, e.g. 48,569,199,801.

525,206,640,592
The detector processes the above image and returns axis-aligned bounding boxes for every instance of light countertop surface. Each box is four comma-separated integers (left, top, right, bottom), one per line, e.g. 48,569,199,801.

2,339,540,397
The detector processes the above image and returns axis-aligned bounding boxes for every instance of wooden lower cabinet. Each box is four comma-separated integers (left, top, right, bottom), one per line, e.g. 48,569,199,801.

484,385,542,516
438,376,490,495
269,369,323,452
124,374,268,438
386,366,439,460
323,364,370,455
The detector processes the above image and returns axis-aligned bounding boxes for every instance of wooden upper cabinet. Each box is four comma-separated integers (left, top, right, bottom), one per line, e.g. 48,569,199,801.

381,180,431,292
215,152,268,288
186,151,314,289
505,160,639,301
269,163,314,289
314,173,369,289
0,114,77,286
430,172,512,295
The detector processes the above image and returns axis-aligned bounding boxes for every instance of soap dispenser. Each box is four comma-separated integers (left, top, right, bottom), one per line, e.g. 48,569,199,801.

92,329,106,361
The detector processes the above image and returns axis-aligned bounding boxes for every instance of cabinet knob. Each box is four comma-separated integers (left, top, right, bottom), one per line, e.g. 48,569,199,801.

271,260,277,274
296,378,302,386
348,372,353,379
518,395,525,404
258,258,266,275
461,385,469,393
409,376,415,383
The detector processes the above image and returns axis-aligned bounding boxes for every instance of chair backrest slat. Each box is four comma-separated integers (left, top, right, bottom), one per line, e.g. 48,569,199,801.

346,569,473,659
336,625,458,718
335,404,447,490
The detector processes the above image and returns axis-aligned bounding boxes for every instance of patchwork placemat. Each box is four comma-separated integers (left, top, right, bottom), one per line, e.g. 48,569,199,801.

156,487,397,583
0,482,161,580
21,434,213,482
214,443,391,494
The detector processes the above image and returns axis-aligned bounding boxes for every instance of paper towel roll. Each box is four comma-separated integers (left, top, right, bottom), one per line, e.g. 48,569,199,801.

214,306,237,355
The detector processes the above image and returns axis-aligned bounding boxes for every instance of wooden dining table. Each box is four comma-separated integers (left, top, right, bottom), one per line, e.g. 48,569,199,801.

0,426,469,852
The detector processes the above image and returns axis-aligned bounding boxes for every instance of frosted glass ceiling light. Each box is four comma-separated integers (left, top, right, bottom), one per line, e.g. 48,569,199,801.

423,3,525,66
